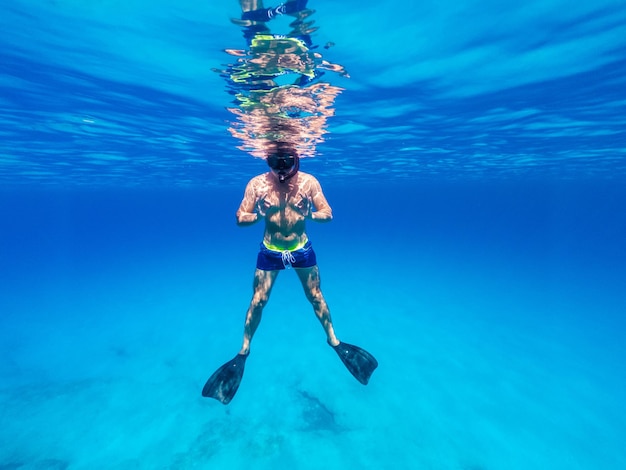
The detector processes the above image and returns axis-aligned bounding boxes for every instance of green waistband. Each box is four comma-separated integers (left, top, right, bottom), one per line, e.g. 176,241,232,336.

263,238,307,252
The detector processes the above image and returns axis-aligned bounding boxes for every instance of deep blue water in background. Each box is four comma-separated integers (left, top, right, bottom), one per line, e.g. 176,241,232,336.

2,0,626,468
2,182,625,468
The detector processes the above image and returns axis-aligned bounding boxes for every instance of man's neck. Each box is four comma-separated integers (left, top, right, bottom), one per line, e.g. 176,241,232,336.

269,171,299,190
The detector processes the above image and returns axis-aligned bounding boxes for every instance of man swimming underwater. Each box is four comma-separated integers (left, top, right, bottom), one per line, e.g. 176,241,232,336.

202,145,378,404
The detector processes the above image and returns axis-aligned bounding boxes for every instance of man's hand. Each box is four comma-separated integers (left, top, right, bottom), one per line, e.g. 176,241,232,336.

294,192,312,218
256,195,271,217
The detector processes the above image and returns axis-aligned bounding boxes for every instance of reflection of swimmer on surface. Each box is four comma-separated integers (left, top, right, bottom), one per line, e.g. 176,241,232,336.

231,0,316,47
201,112,378,403
215,0,348,160
223,0,347,91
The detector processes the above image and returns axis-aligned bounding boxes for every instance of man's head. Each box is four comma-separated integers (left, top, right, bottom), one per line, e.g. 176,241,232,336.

267,143,299,183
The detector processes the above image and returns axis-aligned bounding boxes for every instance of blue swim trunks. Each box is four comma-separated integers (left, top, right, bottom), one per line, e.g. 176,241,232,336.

256,240,317,271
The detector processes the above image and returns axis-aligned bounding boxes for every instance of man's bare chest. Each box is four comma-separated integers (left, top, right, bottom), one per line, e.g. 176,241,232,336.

264,190,307,210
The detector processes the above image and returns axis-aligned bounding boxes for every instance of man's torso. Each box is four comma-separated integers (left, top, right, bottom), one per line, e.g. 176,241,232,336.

252,172,313,250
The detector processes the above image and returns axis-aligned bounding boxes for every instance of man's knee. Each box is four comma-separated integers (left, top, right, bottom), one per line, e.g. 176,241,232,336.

252,290,270,308
251,270,276,308
305,288,324,306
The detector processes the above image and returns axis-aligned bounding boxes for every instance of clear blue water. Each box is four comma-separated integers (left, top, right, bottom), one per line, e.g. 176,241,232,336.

1,1,626,469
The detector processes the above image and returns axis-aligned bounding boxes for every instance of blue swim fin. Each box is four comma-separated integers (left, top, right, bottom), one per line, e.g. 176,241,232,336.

202,353,248,404
331,342,378,385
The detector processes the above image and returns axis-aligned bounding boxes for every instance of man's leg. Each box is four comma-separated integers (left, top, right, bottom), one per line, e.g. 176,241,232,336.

240,268,279,355
295,265,340,346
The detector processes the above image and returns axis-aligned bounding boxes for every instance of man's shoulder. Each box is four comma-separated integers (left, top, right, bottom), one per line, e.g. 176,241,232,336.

248,173,270,185
298,171,319,183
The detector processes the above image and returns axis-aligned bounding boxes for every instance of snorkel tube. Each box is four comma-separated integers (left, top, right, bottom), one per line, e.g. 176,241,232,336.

267,144,300,183
279,153,299,183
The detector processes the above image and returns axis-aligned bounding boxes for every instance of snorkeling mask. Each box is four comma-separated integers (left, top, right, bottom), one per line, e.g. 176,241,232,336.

267,152,299,183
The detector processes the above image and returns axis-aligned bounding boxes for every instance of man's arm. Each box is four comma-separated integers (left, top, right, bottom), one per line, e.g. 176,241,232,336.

309,177,333,222
236,179,261,226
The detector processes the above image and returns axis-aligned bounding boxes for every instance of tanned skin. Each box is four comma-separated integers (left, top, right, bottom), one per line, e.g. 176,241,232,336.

235,165,338,355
